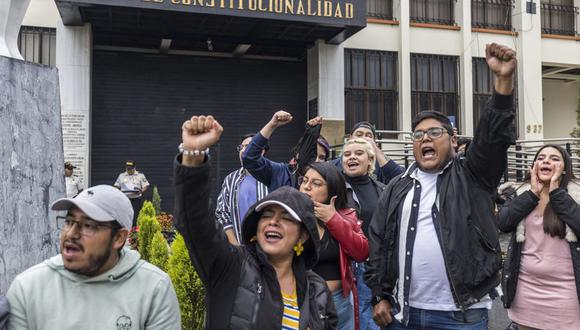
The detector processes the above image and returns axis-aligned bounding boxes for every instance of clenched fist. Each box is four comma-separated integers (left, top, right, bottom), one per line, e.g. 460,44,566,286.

181,115,223,166
485,43,517,95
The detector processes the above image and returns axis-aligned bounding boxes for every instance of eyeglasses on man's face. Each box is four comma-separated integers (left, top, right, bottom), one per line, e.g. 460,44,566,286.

297,176,326,189
56,216,114,237
410,127,449,141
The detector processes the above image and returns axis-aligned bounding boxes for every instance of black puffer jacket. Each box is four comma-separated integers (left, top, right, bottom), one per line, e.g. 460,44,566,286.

365,92,515,316
498,185,580,308
174,156,337,329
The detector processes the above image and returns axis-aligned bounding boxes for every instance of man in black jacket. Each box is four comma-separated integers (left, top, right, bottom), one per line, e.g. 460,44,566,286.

365,43,517,329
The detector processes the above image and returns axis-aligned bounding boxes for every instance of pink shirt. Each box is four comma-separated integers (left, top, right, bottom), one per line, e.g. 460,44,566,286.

508,211,580,329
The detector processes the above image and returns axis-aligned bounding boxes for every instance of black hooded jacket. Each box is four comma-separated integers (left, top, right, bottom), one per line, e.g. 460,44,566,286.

173,156,337,329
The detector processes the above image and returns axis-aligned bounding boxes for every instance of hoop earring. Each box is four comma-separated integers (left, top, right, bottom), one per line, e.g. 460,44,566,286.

293,241,304,256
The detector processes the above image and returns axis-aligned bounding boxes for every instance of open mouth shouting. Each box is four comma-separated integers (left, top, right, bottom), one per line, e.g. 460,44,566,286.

62,241,83,259
421,145,436,160
263,229,283,243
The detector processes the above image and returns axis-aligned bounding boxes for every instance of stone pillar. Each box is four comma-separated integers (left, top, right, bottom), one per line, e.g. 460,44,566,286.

457,0,475,136
397,0,412,133
307,40,345,146
514,0,544,139
0,56,63,293
56,21,92,186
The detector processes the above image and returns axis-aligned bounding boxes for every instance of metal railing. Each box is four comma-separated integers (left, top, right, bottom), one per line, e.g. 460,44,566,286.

472,0,513,31
541,3,578,36
367,0,394,20
331,132,580,184
410,0,455,25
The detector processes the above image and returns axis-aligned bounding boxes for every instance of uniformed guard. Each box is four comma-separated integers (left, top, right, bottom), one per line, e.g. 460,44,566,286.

64,161,83,198
114,160,150,229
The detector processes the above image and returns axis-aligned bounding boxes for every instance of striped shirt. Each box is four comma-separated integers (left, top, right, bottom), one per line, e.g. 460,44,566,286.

282,292,300,330
215,168,268,242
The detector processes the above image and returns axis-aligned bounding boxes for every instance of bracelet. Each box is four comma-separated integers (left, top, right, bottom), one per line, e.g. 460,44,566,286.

178,143,209,157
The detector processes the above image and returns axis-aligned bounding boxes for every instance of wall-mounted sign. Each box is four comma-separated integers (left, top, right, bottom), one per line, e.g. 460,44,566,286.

56,0,366,27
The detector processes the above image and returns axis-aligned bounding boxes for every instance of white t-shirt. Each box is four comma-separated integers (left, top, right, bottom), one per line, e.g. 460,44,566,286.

408,169,491,311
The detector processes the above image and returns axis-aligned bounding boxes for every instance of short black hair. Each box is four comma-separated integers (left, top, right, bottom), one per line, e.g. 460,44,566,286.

411,111,454,135
240,132,269,152
350,121,377,139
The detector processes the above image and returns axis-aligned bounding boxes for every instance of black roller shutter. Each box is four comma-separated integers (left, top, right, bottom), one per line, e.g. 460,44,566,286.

92,51,307,212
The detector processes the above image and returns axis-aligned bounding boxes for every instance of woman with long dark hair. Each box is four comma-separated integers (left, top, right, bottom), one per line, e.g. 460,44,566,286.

499,144,580,330
299,162,369,330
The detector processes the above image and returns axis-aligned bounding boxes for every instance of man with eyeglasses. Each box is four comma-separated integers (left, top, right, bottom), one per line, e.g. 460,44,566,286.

5,185,180,330
216,133,269,245
366,43,517,329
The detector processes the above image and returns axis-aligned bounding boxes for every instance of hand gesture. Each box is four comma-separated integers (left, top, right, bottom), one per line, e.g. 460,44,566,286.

306,116,323,127
549,162,563,192
530,162,544,198
485,43,517,78
372,299,393,326
181,115,223,151
313,196,337,222
269,110,293,128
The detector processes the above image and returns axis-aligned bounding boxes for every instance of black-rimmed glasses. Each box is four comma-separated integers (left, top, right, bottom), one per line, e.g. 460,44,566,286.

410,127,449,141
56,216,113,237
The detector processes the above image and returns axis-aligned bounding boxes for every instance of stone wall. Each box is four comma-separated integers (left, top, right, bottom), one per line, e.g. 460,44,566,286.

0,56,64,293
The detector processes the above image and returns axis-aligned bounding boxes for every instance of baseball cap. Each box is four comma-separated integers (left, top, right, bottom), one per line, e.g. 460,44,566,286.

254,200,302,223
125,160,135,168
51,185,133,230
64,162,76,170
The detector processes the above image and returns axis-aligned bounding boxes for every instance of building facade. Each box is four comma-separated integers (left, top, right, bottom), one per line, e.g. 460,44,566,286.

21,0,580,209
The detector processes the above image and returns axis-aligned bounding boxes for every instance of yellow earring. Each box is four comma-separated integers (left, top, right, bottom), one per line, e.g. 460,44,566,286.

294,241,304,256
250,235,257,243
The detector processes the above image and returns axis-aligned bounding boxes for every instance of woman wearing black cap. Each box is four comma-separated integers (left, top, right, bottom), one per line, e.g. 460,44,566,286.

174,115,337,329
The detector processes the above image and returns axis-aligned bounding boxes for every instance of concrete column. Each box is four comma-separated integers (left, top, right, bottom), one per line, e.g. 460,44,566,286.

514,0,544,139
576,0,580,36
397,0,412,133
307,40,345,145
56,21,92,186
457,0,474,136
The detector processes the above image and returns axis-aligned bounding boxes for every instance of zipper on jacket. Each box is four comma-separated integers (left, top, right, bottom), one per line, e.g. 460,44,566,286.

249,280,263,328
471,222,497,253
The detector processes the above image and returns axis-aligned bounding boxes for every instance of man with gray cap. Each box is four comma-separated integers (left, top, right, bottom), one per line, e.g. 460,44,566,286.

5,185,180,330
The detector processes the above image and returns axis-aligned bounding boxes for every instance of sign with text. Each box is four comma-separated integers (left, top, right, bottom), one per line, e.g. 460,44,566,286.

57,0,366,27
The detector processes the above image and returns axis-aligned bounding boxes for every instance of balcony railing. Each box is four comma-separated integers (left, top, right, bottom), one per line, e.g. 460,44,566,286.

472,0,513,31
541,2,578,36
410,0,455,25
367,0,394,20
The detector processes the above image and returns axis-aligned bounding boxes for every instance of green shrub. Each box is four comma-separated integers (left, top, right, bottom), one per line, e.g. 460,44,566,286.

149,231,169,272
137,201,161,262
152,186,162,215
168,234,206,330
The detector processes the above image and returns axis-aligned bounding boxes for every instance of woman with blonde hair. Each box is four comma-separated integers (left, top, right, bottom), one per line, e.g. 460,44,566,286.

499,144,580,330
342,137,387,330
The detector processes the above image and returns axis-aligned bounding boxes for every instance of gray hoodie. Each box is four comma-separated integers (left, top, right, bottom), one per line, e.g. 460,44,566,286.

6,248,180,330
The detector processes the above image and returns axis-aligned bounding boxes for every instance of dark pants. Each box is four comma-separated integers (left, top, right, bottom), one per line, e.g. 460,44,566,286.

130,197,142,229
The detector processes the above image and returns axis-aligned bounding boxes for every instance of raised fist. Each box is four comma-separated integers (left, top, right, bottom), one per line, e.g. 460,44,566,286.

485,43,517,78
306,116,323,127
269,110,293,128
181,115,223,151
